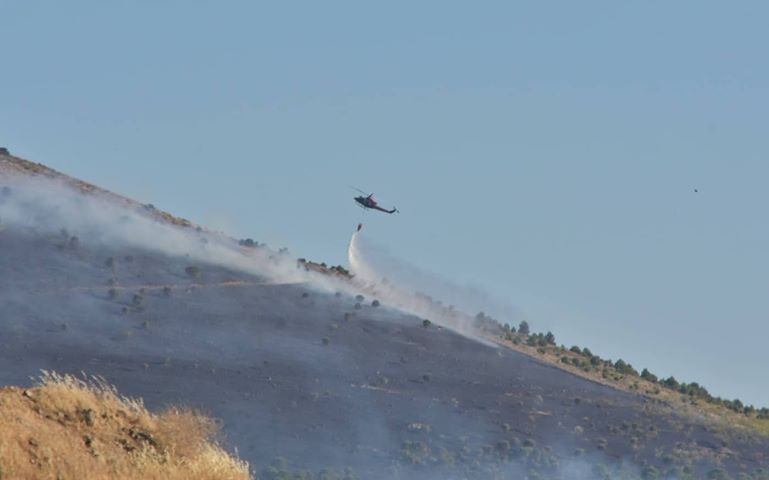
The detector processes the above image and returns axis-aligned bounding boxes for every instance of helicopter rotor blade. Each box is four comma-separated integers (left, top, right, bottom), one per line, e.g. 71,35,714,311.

349,186,371,196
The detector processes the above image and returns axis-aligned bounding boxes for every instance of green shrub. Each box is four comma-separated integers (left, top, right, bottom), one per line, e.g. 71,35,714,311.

614,359,638,376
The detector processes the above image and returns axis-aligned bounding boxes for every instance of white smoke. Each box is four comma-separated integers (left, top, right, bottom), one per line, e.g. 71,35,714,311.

0,171,510,344
348,230,517,344
0,173,324,287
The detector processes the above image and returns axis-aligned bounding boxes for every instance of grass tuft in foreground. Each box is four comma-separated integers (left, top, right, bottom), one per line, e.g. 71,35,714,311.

0,371,251,480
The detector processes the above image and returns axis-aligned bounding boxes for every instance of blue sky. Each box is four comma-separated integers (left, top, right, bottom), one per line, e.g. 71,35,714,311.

2,1,768,405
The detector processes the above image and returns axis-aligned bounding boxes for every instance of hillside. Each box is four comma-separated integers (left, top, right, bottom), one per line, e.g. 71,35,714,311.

1,151,768,479
0,372,249,480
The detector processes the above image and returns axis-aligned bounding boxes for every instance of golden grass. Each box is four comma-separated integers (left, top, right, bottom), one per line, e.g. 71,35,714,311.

0,371,251,480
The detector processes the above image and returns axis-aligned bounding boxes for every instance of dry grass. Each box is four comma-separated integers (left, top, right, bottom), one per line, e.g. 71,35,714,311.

0,371,251,480
492,334,769,437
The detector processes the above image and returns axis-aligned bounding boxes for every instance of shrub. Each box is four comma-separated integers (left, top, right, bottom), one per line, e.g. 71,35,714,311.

422,319,432,328
662,376,679,389
401,441,430,465
707,468,731,480
355,294,364,302
678,381,711,400
642,465,661,480
614,359,638,376
371,300,380,307
332,265,349,275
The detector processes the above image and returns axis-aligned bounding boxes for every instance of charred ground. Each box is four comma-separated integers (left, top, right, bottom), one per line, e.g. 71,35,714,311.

1,153,768,479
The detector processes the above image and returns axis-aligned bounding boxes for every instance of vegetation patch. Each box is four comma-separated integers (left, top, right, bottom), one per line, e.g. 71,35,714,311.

0,372,250,480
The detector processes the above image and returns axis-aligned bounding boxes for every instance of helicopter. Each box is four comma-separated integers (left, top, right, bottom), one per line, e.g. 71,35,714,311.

352,188,398,214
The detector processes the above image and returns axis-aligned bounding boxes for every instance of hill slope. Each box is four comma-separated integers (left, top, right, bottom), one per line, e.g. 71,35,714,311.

1,151,768,479
0,372,249,480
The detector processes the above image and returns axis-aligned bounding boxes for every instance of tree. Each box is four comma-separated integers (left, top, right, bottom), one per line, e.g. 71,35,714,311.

641,368,658,383
662,376,679,389
518,320,530,335
544,331,556,345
